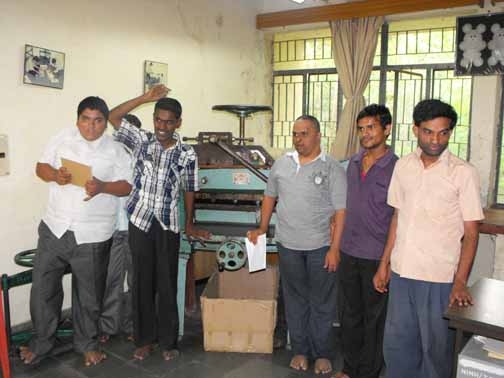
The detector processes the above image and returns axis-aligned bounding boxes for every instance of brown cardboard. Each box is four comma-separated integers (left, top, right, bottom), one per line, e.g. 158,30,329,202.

201,267,278,353
61,158,92,187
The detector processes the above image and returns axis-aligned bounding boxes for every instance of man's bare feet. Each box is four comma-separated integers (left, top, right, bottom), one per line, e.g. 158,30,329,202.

19,346,43,365
83,351,107,367
332,372,350,378
314,358,332,374
290,354,308,371
133,344,155,361
162,349,180,361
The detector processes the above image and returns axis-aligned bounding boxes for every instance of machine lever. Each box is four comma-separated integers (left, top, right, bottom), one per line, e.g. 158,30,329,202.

232,137,254,143
182,137,199,142
213,140,269,183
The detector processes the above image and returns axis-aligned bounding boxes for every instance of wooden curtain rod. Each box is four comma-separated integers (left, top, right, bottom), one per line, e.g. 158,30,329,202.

257,0,483,29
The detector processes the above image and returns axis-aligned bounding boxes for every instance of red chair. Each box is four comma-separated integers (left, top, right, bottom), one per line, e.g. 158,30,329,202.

0,281,11,378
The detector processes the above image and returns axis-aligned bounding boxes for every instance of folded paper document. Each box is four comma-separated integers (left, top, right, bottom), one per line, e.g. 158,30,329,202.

61,158,92,187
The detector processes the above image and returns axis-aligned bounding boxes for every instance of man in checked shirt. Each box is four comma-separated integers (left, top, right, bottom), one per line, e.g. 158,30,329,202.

108,84,210,362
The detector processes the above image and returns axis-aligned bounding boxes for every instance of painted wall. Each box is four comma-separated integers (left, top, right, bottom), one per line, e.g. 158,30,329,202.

2,0,504,327
0,0,272,325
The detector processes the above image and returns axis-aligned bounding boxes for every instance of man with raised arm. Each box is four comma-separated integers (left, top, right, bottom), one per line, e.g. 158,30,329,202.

108,85,209,362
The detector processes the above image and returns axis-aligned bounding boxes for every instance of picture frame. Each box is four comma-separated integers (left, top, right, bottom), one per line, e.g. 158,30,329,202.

144,60,168,93
23,44,65,89
455,13,504,76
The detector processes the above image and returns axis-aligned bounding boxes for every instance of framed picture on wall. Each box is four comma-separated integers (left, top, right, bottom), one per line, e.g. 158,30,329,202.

144,60,168,93
455,13,504,76
23,44,65,89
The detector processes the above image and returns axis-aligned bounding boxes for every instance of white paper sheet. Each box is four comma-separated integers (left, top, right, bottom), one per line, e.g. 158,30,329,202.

245,234,266,273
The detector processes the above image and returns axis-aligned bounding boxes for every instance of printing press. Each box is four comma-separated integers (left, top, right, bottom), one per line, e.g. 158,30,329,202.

181,105,277,272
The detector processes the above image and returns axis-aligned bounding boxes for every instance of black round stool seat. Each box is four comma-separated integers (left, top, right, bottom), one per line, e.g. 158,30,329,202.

212,105,272,117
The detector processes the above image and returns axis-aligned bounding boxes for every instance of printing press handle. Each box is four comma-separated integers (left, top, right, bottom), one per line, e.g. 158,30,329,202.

214,140,269,183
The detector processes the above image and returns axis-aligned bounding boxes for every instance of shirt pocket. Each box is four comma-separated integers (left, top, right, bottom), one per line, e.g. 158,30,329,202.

306,171,331,212
423,181,459,221
141,160,154,176
92,159,116,181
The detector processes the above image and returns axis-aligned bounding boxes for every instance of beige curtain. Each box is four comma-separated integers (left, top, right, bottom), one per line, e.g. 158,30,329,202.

329,17,384,159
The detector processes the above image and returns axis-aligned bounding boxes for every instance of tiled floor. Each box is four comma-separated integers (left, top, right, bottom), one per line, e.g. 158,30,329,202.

7,281,346,378
9,315,342,378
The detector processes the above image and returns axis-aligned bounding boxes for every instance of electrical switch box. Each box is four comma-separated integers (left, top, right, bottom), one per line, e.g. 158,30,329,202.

0,135,10,176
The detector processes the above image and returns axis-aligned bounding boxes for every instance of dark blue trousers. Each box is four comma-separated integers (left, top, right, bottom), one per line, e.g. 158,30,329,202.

278,243,337,359
383,272,454,378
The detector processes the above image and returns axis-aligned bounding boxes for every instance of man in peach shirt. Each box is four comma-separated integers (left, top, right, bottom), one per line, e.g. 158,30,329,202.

373,99,484,378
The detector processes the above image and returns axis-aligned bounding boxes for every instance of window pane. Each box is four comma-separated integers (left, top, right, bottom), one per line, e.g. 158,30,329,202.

271,16,472,166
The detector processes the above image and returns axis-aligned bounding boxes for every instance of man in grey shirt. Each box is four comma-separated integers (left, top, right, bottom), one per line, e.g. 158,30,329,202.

248,115,346,375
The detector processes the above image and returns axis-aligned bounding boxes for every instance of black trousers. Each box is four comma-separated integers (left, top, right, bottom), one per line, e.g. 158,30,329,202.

339,252,388,378
129,220,179,351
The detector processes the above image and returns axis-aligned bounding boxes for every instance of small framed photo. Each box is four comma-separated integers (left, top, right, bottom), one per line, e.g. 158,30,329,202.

23,44,65,89
144,60,168,93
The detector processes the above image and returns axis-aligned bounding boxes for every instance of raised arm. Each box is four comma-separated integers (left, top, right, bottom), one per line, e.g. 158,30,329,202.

108,84,170,129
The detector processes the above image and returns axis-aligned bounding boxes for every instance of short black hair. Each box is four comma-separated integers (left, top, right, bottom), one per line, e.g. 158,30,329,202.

356,104,392,128
155,98,182,119
124,114,142,128
77,96,109,120
295,115,320,132
413,99,458,129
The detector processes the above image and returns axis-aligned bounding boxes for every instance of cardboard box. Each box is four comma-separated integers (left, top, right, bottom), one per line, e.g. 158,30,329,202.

201,267,278,353
457,336,504,378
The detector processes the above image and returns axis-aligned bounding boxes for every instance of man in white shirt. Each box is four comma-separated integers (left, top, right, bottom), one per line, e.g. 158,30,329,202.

20,96,132,367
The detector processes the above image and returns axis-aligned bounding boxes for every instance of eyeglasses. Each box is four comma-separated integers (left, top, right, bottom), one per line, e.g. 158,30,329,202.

154,116,178,126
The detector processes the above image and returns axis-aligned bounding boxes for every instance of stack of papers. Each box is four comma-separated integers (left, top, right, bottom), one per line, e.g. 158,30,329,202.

475,336,504,360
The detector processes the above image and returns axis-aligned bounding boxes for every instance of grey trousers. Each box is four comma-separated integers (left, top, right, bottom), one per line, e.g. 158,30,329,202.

29,221,111,355
278,243,337,359
99,230,133,336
